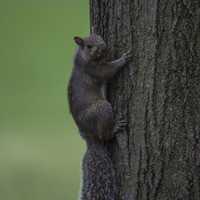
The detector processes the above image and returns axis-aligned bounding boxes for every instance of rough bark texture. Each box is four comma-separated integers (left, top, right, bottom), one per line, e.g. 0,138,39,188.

90,0,200,200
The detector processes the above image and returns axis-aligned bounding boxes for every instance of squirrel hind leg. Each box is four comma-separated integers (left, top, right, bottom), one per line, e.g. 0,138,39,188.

95,101,114,141
79,101,114,141
81,144,116,200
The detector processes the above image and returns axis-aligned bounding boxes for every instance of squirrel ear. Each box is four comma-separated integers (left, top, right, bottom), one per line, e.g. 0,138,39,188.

74,36,84,47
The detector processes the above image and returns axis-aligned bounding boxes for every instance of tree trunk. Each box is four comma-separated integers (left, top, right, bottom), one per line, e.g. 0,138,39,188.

90,0,200,199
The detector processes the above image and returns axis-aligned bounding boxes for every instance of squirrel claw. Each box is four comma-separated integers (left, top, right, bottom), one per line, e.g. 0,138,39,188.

113,118,127,134
123,49,132,59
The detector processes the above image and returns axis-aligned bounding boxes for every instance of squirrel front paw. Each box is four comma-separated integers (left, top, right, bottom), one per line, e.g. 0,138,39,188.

122,49,132,63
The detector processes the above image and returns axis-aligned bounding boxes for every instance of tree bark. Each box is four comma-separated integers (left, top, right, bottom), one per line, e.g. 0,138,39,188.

90,0,200,200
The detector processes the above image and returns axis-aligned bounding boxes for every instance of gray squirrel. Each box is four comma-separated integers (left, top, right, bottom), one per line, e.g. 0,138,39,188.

68,34,131,200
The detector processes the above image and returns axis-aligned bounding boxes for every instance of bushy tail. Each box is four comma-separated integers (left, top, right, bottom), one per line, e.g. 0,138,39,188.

81,143,116,200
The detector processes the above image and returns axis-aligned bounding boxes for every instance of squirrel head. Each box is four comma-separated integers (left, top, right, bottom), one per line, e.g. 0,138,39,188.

74,34,107,62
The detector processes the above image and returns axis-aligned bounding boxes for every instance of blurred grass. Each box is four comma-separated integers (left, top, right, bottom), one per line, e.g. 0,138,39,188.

0,0,89,199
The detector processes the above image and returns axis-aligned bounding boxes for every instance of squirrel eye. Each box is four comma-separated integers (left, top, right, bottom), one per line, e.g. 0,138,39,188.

87,45,92,49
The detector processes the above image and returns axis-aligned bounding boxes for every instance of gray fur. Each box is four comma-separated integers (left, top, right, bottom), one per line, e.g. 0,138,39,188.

68,34,131,200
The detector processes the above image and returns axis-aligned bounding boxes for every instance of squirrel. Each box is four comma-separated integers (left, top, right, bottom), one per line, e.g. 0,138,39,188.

68,34,131,200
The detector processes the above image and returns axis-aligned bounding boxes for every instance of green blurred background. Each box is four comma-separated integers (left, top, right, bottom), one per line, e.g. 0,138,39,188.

0,0,88,199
